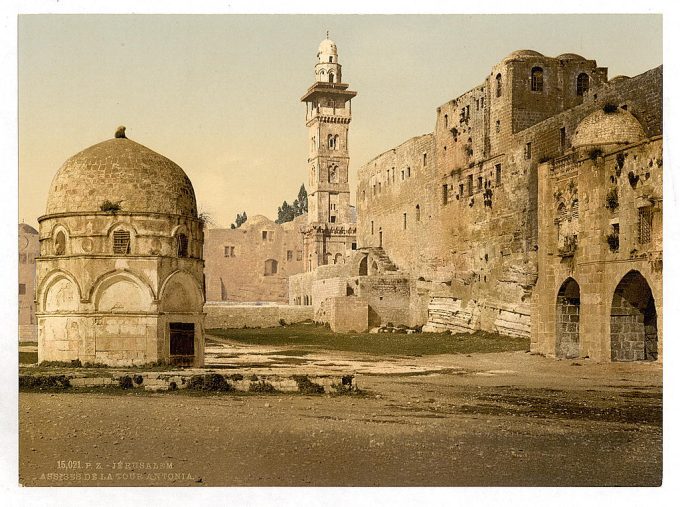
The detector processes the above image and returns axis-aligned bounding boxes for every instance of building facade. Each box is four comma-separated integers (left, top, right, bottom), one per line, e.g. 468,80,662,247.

204,214,306,303
35,128,206,366
19,223,40,342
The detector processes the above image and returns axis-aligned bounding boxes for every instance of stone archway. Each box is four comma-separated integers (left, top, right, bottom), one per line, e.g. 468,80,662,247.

358,256,368,276
610,271,657,361
556,277,580,359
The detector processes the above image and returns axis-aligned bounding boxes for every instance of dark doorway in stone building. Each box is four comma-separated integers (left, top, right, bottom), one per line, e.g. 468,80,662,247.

556,277,580,359
359,256,368,276
610,271,658,361
169,322,195,366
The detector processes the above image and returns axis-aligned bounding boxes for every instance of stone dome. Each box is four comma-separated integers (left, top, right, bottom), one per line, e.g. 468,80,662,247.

572,108,647,150
609,75,630,83
19,223,38,235
318,38,338,57
45,132,197,217
556,53,585,61
502,49,544,63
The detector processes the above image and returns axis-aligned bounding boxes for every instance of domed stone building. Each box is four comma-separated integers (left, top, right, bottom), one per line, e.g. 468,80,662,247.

36,127,205,366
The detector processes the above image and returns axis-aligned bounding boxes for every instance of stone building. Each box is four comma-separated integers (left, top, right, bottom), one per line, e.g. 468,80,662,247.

204,214,306,303
532,108,662,362
19,223,40,342
289,47,662,361
35,127,206,366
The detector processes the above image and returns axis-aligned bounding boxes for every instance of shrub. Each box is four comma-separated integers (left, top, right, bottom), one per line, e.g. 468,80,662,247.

292,375,325,395
628,171,640,187
100,200,122,213
119,375,134,389
279,318,287,327
133,375,144,385
588,148,604,160
603,103,618,113
249,380,277,393
605,188,619,210
19,374,71,390
187,373,233,392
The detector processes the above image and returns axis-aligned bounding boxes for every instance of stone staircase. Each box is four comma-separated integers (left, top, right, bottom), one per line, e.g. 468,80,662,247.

360,247,399,273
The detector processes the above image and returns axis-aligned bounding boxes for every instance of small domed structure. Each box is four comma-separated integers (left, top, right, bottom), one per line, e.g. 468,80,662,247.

502,49,544,63
36,128,205,367
556,53,586,61
572,108,647,152
46,136,197,216
318,37,337,57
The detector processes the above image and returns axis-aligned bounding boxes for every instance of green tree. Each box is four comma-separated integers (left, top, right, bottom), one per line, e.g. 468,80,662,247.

276,184,308,224
230,211,248,229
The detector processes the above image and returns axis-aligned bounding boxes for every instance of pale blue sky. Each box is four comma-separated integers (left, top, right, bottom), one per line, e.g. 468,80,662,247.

18,14,662,228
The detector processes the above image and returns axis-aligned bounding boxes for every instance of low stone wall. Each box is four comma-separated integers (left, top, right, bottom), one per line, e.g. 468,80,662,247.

327,296,369,333
204,302,314,329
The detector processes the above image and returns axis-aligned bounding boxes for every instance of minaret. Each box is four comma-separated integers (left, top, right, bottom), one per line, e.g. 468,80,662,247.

301,36,357,271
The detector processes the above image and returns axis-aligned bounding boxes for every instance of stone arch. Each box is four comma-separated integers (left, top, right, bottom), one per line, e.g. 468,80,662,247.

92,270,155,313
38,269,82,312
610,270,658,361
556,277,580,358
358,255,368,276
531,66,544,92
334,253,343,264
159,270,204,313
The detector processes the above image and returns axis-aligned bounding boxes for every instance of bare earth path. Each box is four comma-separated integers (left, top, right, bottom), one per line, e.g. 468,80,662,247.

19,350,661,487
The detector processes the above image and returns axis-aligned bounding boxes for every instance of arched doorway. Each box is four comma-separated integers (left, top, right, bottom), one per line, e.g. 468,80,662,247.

556,277,580,358
359,256,368,276
610,271,657,361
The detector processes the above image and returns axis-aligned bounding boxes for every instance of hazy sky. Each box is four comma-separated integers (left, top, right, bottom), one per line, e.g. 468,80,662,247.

18,14,662,229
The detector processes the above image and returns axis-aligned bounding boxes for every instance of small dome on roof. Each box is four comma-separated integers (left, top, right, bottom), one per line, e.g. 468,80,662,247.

19,223,38,235
572,108,647,151
609,75,630,83
45,129,197,217
318,38,338,57
502,49,544,63
556,53,586,61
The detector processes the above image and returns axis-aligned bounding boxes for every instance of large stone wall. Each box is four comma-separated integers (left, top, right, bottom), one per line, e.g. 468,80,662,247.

353,52,661,343
204,214,305,303
204,302,314,329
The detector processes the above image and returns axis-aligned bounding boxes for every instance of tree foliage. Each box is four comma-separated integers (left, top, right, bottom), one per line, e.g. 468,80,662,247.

276,184,308,224
230,211,248,229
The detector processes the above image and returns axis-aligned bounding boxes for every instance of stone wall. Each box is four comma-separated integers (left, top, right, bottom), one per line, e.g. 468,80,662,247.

326,296,368,333
353,53,661,344
532,136,662,362
204,214,305,303
204,302,314,329
19,224,39,342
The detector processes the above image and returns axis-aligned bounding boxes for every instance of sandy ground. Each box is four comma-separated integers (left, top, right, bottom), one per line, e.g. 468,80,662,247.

19,346,662,487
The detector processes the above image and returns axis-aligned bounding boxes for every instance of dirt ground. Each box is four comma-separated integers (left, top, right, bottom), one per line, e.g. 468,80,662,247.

19,347,662,487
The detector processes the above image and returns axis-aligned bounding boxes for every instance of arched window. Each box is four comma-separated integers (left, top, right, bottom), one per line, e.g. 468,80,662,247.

576,73,590,96
54,231,66,255
531,67,544,92
329,56,333,63
496,73,502,97
328,134,335,149
264,259,278,276
177,233,188,257
415,204,421,222
328,72,334,83
113,230,130,254
334,134,339,150
444,114,448,128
